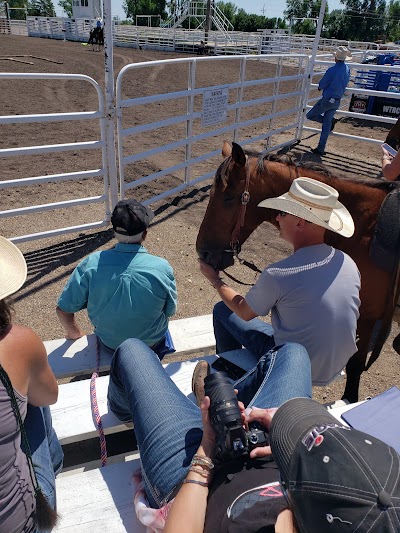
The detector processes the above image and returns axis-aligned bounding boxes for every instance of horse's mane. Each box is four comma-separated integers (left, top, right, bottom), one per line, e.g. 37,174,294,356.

215,150,399,193
254,152,399,192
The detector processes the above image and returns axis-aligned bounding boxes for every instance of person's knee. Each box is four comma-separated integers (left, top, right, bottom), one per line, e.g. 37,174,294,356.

213,300,230,318
278,342,309,364
114,338,147,361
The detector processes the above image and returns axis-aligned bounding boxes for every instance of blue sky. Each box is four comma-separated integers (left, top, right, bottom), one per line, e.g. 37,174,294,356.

56,0,345,20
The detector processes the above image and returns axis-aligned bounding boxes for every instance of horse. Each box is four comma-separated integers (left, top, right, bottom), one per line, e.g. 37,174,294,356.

196,141,400,403
87,27,104,51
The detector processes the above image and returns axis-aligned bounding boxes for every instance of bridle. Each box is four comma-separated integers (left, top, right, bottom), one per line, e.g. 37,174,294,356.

222,160,262,285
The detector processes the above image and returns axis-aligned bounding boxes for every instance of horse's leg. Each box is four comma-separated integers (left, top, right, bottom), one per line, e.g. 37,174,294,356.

342,319,374,403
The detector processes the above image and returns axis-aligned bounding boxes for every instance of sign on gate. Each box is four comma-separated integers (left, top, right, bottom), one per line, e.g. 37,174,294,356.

202,87,229,127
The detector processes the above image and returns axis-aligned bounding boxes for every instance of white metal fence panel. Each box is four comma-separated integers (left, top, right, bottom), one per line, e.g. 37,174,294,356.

115,54,309,205
0,73,116,243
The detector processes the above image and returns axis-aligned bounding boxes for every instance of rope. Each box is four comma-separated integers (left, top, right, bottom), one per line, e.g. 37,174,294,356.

90,337,108,467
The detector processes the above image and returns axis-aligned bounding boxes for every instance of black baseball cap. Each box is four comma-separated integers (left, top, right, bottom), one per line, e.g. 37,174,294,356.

111,199,154,236
270,398,400,532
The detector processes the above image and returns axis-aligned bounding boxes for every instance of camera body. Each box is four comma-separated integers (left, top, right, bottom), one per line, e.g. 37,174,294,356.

204,371,269,462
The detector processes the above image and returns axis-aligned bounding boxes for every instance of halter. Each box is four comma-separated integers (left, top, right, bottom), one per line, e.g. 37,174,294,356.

222,160,262,285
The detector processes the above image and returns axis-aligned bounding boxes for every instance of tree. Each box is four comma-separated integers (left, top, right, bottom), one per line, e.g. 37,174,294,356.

123,0,167,21
27,0,56,16
6,0,28,20
386,0,400,42
284,0,328,34
216,1,237,26
338,0,386,42
58,0,72,17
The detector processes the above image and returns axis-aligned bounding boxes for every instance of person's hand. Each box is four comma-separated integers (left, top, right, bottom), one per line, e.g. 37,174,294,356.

244,406,279,459
198,259,220,284
200,396,216,456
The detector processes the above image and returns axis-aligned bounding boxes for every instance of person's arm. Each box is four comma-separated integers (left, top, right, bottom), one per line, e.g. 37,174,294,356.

199,260,257,321
11,325,59,406
164,397,215,533
56,306,85,340
381,146,400,181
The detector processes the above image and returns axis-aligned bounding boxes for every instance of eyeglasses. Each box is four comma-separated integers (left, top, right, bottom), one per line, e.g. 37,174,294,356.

279,211,288,217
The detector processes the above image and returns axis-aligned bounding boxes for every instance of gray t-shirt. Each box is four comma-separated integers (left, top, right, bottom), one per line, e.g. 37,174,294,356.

245,244,361,386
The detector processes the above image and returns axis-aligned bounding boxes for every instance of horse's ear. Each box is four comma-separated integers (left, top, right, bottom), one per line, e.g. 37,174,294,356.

222,141,232,158
231,142,246,167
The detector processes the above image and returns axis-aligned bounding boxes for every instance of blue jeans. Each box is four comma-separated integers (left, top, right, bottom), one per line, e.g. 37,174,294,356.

306,96,341,151
107,338,312,508
213,301,276,356
23,405,64,514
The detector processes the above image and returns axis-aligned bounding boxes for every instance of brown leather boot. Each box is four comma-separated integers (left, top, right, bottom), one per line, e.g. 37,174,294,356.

191,360,210,407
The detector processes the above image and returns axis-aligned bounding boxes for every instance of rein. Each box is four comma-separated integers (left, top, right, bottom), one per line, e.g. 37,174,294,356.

224,160,262,284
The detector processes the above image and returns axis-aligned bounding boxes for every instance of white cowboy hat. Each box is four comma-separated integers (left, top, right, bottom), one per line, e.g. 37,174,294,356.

258,177,355,238
334,46,352,61
0,236,27,300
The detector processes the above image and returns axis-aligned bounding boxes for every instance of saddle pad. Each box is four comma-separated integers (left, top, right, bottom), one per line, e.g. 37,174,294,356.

370,187,400,273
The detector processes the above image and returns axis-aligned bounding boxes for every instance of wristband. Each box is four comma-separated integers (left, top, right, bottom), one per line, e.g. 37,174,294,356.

189,466,209,478
183,479,208,487
191,454,214,469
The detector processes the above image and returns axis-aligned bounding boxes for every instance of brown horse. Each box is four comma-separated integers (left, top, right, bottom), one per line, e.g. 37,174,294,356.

196,141,399,403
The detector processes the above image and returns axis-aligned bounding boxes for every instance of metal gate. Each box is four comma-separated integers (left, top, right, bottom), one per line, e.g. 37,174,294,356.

0,72,117,243
115,53,310,206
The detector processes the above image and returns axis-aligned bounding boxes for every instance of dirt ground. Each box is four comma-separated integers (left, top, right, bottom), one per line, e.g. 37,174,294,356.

1,34,399,405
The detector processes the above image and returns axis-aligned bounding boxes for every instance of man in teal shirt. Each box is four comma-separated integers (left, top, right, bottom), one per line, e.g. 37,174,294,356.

56,199,177,358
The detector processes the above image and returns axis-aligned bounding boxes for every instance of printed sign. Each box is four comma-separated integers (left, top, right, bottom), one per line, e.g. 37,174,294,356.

202,88,229,127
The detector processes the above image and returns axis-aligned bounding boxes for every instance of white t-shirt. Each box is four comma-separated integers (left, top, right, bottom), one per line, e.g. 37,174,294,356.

245,244,361,386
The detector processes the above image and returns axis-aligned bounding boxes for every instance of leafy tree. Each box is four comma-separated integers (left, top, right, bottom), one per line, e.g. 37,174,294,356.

27,0,56,16
284,0,328,33
6,0,28,20
58,0,72,17
216,1,237,25
338,0,386,41
123,0,167,21
386,0,400,42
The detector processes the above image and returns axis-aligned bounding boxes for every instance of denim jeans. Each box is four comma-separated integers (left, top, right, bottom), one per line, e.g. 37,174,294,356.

23,405,64,514
306,96,341,151
107,338,312,508
213,301,275,356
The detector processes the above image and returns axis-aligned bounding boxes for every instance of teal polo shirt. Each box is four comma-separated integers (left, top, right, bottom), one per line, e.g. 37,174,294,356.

57,243,177,350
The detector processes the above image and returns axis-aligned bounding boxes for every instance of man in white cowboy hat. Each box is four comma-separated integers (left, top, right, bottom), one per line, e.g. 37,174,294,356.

306,45,352,156
199,177,361,388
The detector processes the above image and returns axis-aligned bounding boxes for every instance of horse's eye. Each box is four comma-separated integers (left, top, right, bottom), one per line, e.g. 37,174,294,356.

223,192,236,204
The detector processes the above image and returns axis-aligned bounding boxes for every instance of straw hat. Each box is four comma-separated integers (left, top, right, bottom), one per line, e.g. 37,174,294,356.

258,177,355,238
0,236,27,300
335,45,352,61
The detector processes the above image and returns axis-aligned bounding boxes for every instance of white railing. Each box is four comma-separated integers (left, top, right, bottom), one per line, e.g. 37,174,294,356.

115,54,309,204
0,73,117,243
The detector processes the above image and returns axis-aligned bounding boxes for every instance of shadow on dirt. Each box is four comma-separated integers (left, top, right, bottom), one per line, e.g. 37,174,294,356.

14,184,212,303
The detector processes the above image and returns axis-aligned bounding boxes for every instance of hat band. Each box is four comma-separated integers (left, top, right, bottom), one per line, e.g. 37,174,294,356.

288,191,334,213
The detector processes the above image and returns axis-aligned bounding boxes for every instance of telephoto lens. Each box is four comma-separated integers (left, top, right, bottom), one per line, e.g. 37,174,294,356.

204,371,247,462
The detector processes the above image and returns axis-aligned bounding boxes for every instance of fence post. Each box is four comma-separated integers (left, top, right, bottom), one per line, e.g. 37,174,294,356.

297,0,327,143
102,0,118,211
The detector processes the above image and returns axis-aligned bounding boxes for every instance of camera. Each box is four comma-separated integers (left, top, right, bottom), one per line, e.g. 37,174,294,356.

204,371,269,462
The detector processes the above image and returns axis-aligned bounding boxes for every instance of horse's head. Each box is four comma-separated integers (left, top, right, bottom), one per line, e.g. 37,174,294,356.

196,141,271,270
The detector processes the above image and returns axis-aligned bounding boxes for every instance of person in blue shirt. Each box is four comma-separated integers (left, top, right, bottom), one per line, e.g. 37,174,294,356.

56,199,177,359
306,46,352,156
